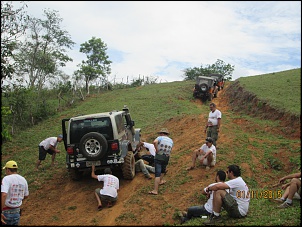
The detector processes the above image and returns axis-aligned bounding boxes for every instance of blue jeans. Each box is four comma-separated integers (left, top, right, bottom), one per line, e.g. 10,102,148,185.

154,159,167,177
2,208,21,225
141,155,154,166
187,205,211,219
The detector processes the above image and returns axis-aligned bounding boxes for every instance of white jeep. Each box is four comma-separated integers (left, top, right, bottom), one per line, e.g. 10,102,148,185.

61,105,141,180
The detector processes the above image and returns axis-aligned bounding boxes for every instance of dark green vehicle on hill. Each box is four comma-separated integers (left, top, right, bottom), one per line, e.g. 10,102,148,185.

193,76,218,101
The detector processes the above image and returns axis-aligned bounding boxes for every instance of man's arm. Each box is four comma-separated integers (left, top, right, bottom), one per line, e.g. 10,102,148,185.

49,145,60,153
1,192,7,224
217,118,221,129
206,182,229,192
279,172,301,183
91,165,98,180
153,139,159,153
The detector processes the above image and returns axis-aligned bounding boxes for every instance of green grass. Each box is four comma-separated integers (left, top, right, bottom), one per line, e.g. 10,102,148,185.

237,68,301,115
1,68,301,226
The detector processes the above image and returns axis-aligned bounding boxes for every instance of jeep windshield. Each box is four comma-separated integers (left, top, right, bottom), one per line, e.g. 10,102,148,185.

70,117,113,143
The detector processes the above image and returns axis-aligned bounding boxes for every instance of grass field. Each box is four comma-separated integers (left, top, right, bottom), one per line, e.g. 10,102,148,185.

1,68,301,226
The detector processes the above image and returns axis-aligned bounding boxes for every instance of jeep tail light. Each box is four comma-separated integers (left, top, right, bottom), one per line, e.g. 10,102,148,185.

67,147,74,155
111,142,119,151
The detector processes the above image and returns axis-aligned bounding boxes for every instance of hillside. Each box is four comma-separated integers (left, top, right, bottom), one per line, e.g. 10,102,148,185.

14,79,300,226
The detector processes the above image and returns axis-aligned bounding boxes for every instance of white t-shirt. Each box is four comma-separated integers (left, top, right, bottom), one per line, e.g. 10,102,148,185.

143,142,156,156
199,144,216,163
97,174,119,198
225,177,250,216
208,109,222,126
204,182,229,213
39,137,58,150
1,174,29,208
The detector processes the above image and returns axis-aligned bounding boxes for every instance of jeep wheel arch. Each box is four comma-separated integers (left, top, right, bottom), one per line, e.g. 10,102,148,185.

79,132,108,161
122,151,135,180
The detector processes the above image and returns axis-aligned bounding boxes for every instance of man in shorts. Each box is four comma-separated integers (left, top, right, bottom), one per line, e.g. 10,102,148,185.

275,171,301,208
36,135,63,171
186,137,216,171
91,165,119,211
204,164,250,225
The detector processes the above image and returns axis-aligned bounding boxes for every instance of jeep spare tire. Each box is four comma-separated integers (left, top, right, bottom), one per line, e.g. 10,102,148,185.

79,132,108,160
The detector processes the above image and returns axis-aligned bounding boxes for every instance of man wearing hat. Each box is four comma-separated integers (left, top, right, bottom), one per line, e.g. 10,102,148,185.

36,135,63,171
148,128,174,195
186,137,217,171
1,160,29,225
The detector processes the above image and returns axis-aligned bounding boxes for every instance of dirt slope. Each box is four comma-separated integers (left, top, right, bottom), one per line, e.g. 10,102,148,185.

19,84,300,226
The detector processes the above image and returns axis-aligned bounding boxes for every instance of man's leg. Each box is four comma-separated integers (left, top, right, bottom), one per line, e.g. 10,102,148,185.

36,147,46,170
287,178,301,200
51,152,57,166
95,188,103,210
149,161,161,194
145,164,155,173
187,150,198,170
138,159,152,178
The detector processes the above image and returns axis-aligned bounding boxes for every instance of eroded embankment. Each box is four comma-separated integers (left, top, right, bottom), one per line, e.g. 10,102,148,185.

223,80,300,139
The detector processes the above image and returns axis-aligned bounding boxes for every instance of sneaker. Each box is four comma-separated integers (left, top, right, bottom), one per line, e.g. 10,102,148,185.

206,166,210,170
274,198,285,203
278,201,292,209
180,216,188,224
204,214,223,225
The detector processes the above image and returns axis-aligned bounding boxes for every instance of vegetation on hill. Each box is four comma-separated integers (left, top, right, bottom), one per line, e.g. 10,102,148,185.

1,68,300,226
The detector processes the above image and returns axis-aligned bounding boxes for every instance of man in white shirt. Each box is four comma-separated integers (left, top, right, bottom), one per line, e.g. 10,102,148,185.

180,170,228,224
204,165,250,225
204,103,222,147
136,141,156,166
1,160,29,225
91,165,119,211
187,137,216,171
36,135,63,171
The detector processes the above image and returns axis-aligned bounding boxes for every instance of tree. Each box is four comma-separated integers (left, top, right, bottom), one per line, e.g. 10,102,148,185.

13,9,75,90
78,37,112,94
1,1,28,82
183,59,234,81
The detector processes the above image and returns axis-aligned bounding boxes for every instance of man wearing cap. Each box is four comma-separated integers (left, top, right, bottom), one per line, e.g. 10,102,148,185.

1,160,29,225
186,137,217,171
148,128,174,195
36,135,63,171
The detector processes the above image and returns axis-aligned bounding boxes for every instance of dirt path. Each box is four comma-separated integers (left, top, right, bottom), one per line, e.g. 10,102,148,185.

19,85,300,226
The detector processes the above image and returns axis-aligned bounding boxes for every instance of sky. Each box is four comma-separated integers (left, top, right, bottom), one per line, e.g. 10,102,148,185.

9,1,301,83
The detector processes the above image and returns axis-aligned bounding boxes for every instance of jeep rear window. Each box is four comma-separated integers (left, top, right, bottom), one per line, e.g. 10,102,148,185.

70,117,113,143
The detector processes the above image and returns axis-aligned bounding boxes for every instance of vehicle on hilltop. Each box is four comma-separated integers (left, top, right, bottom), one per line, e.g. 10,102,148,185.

193,76,218,101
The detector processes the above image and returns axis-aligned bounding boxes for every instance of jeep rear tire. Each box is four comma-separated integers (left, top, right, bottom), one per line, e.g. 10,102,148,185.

79,132,108,161
122,151,135,180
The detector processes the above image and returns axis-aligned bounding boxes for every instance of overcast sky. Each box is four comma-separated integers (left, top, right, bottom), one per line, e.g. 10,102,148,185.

10,1,301,83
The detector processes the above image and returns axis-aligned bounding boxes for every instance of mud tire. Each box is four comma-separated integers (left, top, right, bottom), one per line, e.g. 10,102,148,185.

122,152,135,180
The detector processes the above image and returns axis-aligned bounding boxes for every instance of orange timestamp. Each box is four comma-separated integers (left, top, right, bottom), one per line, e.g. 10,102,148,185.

236,189,282,199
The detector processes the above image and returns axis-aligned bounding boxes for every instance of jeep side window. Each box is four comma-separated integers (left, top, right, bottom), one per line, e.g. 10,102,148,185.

115,114,124,134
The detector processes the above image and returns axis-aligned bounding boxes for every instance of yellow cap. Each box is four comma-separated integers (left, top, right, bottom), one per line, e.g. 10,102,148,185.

3,160,18,169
